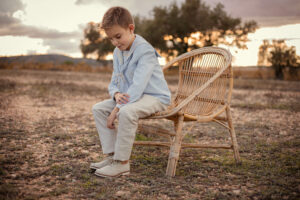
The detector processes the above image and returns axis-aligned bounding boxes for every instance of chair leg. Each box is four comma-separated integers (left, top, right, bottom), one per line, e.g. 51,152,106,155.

166,114,184,177
226,106,241,163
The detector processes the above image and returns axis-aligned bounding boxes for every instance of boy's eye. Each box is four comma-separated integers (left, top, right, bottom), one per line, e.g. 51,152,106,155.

116,35,121,39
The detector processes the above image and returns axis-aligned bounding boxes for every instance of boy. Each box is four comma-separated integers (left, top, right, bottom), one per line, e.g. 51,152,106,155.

91,7,171,177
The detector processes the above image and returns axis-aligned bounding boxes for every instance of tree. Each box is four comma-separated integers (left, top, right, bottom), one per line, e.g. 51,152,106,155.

80,22,114,60
81,0,257,60
136,0,257,58
258,40,299,79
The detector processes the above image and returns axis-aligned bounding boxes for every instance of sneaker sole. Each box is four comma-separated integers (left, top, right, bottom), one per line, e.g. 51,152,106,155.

90,166,100,170
94,171,130,178
90,163,111,170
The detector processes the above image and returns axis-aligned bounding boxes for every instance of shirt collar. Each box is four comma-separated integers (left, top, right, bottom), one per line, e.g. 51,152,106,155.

115,34,148,64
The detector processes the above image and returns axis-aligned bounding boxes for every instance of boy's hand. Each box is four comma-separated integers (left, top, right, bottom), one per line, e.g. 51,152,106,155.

115,92,130,104
107,107,119,129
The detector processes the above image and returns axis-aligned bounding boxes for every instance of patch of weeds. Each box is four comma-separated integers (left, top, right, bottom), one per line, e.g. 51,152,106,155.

161,189,184,198
131,151,166,176
183,133,195,143
232,103,267,110
264,92,284,100
135,133,152,141
51,133,72,141
95,187,110,199
22,151,34,161
234,79,300,92
26,81,106,99
67,149,87,159
233,102,300,112
0,166,6,177
48,164,71,176
0,183,20,200
5,143,24,151
209,141,300,199
47,185,69,197
181,185,198,194
81,179,98,190
0,153,25,167
0,78,16,92
79,137,96,147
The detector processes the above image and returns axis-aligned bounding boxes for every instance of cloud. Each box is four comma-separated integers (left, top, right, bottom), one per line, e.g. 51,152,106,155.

0,0,82,56
0,0,82,44
75,0,97,5
75,0,176,17
242,16,300,27
0,0,25,13
75,0,300,26
0,23,81,39
0,0,24,26
207,0,300,17
0,13,20,26
206,0,300,27
26,49,37,54
43,38,80,54
75,0,300,18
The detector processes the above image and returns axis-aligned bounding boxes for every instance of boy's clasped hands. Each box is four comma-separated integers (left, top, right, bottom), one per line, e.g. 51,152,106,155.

106,92,130,129
115,92,130,105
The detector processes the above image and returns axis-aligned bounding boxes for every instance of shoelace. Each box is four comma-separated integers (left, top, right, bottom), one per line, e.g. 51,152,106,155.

109,160,125,166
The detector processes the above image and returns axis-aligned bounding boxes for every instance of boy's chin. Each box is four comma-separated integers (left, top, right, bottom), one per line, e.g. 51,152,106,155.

118,45,129,51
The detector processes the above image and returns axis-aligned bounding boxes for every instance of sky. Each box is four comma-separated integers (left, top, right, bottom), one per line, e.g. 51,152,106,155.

0,0,300,66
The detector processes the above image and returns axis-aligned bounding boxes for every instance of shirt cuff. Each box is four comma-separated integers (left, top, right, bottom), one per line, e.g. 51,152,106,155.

110,89,119,100
116,104,124,109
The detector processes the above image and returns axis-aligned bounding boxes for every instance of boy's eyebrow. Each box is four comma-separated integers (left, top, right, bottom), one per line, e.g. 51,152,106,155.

107,33,121,39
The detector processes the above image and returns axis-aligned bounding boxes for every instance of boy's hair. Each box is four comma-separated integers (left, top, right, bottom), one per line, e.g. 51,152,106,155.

101,7,134,29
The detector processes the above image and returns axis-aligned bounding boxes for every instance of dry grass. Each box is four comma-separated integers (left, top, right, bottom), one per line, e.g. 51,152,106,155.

0,69,299,199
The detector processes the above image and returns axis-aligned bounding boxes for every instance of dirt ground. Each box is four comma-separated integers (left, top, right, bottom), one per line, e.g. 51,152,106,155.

0,69,299,200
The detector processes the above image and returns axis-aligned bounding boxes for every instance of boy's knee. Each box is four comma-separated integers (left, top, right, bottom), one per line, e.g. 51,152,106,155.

118,107,138,122
91,104,98,113
92,103,105,114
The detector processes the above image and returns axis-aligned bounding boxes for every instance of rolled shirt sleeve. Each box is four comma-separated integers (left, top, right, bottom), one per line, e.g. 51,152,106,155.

108,71,120,100
108,49,120,101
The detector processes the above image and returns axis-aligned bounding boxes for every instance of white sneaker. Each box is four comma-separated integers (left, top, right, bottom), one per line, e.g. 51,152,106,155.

90,156,113,170
94,160,130,177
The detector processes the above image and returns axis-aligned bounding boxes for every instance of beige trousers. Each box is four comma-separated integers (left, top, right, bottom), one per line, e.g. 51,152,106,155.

92,95,168,161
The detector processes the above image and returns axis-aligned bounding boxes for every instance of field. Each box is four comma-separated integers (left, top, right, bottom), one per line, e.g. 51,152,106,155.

0,69,299,199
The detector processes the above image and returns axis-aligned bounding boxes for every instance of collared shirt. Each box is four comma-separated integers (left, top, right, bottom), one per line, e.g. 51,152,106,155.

108,34,171,108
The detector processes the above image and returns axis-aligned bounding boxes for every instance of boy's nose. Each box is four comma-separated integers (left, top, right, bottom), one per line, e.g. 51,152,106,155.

111,39,118,47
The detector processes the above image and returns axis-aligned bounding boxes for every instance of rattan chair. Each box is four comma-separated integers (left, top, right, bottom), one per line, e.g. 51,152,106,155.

134,46,241,177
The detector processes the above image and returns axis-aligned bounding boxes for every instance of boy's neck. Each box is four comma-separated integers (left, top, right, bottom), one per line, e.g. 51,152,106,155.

125,34,136,51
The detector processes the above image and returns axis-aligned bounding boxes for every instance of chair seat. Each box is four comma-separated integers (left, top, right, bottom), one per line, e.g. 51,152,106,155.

143,104,228,122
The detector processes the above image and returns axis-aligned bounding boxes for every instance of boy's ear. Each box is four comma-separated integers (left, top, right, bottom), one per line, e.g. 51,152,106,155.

129,24,135,33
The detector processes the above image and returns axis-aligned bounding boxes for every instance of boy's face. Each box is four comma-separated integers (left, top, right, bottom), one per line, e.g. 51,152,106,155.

105,24,135,51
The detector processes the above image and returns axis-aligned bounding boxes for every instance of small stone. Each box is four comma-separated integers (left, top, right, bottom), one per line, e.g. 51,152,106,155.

115,190,130,196
11,174,17,178
65,174,71,178
233,189,240,195
82,150,89,154
246,183,255,188
279,130,287,135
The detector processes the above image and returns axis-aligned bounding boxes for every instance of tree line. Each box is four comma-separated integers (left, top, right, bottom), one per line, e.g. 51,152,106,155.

80,0,257,60
80,0,299,79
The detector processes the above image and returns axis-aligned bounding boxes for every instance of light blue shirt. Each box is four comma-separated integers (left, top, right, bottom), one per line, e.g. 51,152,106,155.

108,34,171,108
